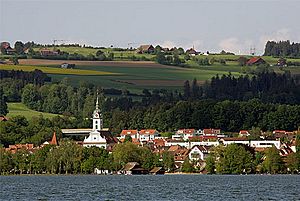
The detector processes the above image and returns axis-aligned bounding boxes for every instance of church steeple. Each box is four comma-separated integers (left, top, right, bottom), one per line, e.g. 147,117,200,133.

92,90,102,131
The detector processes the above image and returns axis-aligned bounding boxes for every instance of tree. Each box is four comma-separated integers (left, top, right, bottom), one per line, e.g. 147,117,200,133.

237,56,248,66
181,158,194,173
162,151,175,172
124,135,132,143
183,80,191,99
216,144,253,174
205,155,215,174
262,147,283,174
14,41,24,55
0,87,8,115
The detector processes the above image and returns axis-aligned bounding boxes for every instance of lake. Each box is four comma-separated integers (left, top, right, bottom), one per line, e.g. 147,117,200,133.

0,175,299,201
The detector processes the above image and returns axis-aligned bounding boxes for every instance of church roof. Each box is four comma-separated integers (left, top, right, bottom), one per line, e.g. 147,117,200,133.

100,130,119,144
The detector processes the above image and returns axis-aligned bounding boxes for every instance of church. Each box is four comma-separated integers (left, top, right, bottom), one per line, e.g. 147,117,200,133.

83,95,118,149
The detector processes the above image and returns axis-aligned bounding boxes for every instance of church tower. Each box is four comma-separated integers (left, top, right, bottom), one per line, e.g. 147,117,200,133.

92,94,103,131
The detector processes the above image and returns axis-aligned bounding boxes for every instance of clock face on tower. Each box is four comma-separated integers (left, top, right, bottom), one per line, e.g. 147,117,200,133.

94,112,99,118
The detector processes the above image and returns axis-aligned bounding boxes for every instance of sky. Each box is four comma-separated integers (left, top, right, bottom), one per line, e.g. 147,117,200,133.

0,0,300,55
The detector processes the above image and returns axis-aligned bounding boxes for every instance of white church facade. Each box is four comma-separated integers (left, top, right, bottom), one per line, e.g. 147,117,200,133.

83,95,117,149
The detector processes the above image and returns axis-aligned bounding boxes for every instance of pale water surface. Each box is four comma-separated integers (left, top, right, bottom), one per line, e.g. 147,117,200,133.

0,175,299,201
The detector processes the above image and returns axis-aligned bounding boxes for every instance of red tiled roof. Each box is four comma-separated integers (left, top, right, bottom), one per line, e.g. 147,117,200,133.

153,139,166,147
203,128,220,135
239,130,249,135
120,130,138,136
139,129,157,135
222,137,248,141
246,57,265,65
177,129,195,134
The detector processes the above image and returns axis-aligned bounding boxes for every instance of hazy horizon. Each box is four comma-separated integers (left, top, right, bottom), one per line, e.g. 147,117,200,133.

1,0,300,55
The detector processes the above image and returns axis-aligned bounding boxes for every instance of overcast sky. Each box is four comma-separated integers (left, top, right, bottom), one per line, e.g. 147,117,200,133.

1,0,299,54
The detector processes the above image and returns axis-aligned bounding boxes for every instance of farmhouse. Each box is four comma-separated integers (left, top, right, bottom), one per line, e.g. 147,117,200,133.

186,48,198,56
40,48,59,56
246,57,266,66
137,45,155,54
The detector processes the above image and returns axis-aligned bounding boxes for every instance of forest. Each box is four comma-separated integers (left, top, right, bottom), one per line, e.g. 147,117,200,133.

264,40,300,58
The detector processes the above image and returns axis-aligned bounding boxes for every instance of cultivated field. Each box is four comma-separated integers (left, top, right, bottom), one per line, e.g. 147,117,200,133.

7,103,60,119
0,64,118,76
3,52,300,93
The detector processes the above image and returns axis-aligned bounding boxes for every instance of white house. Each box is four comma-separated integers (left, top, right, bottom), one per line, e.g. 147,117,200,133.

165,140,190,148
83,95,117,149
119,130,139,140
173,129,196,140
188,145,211,161
139,129,159,143
220,138,250,146
190,141,219,147
250,140,281,149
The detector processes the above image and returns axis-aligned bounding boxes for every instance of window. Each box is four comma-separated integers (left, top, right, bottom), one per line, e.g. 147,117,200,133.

96,125,98,129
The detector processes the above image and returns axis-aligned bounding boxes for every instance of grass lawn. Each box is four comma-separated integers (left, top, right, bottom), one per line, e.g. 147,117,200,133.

7,102,60,119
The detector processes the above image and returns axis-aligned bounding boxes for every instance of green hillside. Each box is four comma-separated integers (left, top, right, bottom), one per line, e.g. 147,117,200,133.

7,103,60,119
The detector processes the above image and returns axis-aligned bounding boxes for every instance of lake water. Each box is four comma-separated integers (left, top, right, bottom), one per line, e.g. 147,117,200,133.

0,175,299,201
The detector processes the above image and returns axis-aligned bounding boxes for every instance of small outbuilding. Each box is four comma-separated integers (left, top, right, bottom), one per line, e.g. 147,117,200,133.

123,162,149,175
149,167,165,175
61,63,75,69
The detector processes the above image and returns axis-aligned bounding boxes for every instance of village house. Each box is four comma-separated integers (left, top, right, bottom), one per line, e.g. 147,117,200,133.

5,144,35,154
246,57,266,66
202,128,221,136
239,130,250,137
83,96,118,149
119,130,139,140
165,139,190,148
250,140,281,149
188,145,211,161
172,129,196,140
189,136,220,147
137,45,155,54
220,137,250,146
139,129,159,143
40,48,59,56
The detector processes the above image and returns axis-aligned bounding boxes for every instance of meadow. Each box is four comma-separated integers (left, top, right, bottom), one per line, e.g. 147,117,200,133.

7,103,60,119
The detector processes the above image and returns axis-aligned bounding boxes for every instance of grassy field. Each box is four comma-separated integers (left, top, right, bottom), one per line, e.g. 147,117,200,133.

33,46,155,60
7,103,60,119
